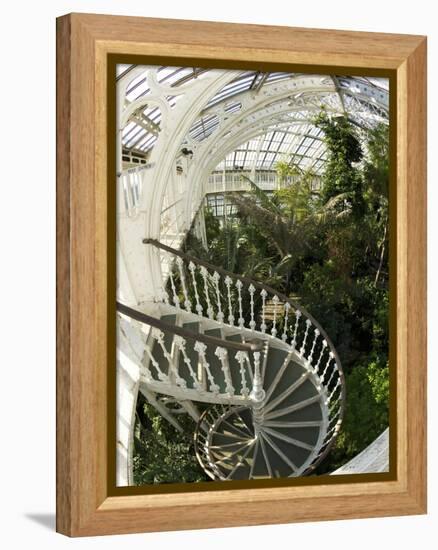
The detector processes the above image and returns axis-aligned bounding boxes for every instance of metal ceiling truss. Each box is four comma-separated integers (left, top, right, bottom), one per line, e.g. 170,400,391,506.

116,66,389,303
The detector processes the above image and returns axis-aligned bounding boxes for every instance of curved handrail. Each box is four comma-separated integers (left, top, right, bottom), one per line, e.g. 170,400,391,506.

143,237,346,470
117,301,264,353
143,238,345,384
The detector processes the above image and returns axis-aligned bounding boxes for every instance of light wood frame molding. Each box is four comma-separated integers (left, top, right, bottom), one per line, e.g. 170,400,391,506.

56,13,427,537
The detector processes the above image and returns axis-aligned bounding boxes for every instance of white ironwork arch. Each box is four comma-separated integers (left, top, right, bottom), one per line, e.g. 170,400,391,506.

117,67,241,303
179,77,388,224
117,67,389,304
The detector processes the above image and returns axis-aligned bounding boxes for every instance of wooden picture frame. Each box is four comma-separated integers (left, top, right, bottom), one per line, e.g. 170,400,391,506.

56,13,427,537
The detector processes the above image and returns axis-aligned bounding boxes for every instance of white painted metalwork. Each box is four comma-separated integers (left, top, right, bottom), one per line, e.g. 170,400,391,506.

176,256,191,312
173,335,202,391
248,284,256,330
235,351,250,397
168,268,180,309
225,275,234,326
307,328,320,364
260,288,267,333
117,239,346,481
236,280,244,328
282,302,291,342
271,295,280,337
188,261,203,316
212,271,224,323
299,318,312,358
115,64,389,484
215,347,235,396
291,310,301,350
194,341,220,395
314,339,328,374
200,266,214,319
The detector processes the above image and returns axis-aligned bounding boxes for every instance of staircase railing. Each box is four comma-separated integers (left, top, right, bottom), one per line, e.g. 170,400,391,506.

117,302,263,353
143,238,346,468
117,302,264,404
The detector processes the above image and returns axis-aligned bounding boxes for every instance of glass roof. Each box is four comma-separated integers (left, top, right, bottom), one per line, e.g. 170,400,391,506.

214,124,327,173
118,65,389,175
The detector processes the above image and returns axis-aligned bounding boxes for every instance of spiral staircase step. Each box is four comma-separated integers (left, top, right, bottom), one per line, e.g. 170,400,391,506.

267,376,320,415
278,402,323,422
261,347,290,397
262,423,321,447
264,363,308,409
265,429,313,470
215,416,253,440
250,438,270,478
150,314,329,479
258,431,301,477
237,407,255,435
195,363,327,479
209,409,256,480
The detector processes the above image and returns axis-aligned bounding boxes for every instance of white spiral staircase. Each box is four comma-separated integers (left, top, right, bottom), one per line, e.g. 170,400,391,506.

118,239,345,480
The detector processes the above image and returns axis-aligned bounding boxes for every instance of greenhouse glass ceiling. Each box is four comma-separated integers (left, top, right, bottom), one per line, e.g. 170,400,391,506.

117,65,389,175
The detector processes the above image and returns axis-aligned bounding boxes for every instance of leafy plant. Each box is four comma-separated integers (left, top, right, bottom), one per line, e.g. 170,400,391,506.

133,394,208,485
317,356,389,473
134,110,391,482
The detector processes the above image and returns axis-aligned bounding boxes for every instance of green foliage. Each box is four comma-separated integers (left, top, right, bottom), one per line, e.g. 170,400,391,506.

275,159,301,184
133,394,208,485
186,111,391,472
319,356,389,472
135,111,391,482
314,112,365,215
204,207,221,244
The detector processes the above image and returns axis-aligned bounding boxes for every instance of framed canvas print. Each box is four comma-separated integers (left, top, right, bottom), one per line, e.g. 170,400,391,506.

56,13,427,536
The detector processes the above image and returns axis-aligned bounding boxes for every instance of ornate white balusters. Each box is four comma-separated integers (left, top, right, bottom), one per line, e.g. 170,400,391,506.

320,351,335,385
225,276,234,325
320,415,340,446
260,289,268,333
271,295,280,337
194,342,220,394
148,329,169,382
327,378,341,404
250,351,265,425
168,266,180,309
250,351,264,401
314,339,328,374
282,302,291,341
327,405,341,428
235,351,250,397
215,347,235,396
248,284,256,330
173,335,202,391
176,256,191,312
299,319,312,358
307,328,320,366
236,280,244,328
188,261,203,316
326,362,339,389
151,328,186,388
200,266,214,319
291,309,301,349
212,271,224,323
